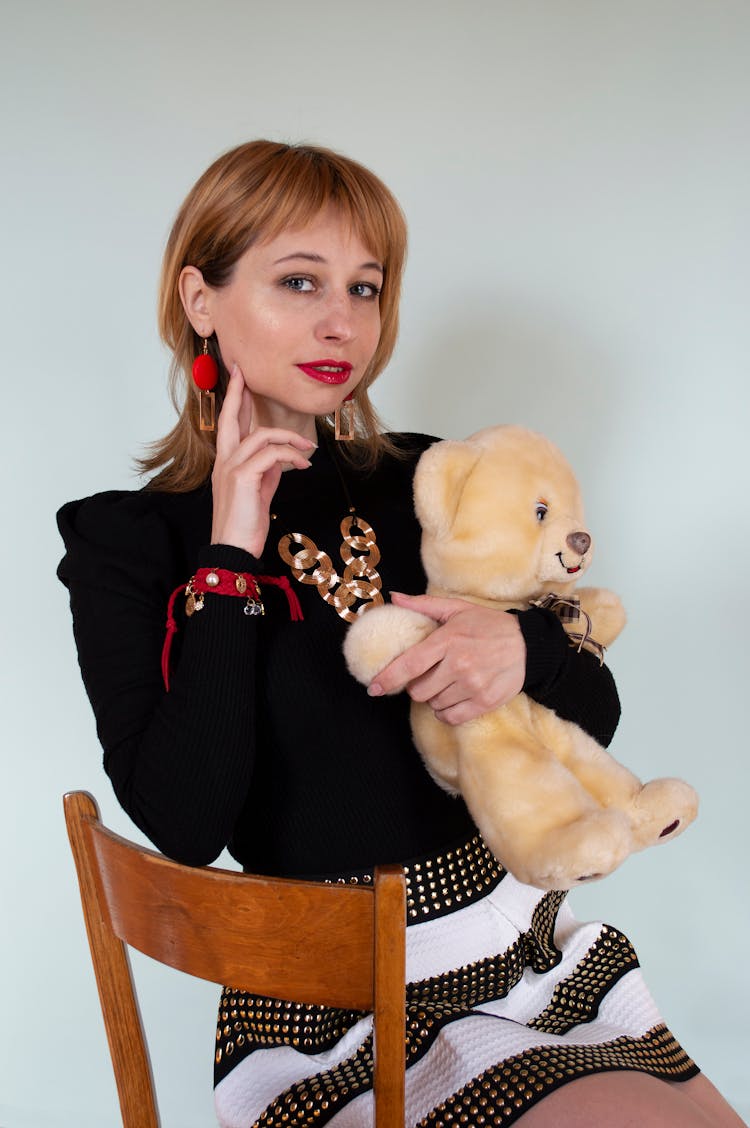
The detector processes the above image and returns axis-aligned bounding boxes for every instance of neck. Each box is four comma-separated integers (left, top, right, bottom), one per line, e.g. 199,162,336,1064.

249,398,318,444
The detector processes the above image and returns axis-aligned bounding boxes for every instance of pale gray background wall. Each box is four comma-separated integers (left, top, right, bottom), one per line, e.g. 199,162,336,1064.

1,1,748,1124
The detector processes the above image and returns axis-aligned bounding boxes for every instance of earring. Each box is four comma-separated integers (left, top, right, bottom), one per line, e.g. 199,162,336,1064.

192,339,218,431
334,392,356,442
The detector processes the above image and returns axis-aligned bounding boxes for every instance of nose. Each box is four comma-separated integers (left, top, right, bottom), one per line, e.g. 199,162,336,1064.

567,531,591,556
315,292,355,343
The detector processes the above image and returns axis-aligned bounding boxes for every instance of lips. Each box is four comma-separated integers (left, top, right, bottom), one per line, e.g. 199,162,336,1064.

297,360,352,385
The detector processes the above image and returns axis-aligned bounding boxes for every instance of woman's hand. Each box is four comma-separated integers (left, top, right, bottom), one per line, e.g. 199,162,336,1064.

210,365,316,555
368,592,526,725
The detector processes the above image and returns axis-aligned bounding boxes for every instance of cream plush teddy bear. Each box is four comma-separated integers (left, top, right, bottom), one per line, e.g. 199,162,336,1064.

344,425,698,890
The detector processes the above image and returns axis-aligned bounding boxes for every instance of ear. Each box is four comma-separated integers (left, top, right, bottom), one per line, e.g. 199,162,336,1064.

178,266,214,337
414,440,481,536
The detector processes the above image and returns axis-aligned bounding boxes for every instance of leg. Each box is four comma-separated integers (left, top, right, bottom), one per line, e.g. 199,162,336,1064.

516,1071,747,1128
456,723,633,890
677,1073,748,1127
536,712,698,850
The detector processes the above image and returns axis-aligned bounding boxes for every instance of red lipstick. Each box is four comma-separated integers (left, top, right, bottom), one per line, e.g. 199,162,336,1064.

297,360,352,385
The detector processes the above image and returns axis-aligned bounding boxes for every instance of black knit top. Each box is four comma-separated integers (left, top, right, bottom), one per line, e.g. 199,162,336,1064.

56,432,620,875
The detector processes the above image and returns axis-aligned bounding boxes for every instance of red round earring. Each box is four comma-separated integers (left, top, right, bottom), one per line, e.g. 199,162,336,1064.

193,339,218,431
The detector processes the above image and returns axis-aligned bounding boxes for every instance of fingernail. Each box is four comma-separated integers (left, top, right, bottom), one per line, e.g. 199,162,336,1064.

368,683,384,697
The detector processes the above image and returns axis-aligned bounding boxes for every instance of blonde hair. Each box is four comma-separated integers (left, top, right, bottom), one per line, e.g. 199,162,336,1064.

141,140,408,491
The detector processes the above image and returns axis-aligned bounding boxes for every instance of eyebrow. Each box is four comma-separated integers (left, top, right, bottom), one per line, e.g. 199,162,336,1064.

273,252,384,274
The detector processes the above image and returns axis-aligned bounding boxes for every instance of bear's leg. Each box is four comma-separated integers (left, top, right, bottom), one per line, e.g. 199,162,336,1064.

534,708,645,807
455,727,633,891
539,714,700,851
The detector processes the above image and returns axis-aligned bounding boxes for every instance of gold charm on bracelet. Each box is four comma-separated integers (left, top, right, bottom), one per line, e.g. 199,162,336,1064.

185,580,204,616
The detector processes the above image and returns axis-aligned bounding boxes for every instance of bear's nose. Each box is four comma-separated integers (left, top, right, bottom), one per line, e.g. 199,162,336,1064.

567,531,591,556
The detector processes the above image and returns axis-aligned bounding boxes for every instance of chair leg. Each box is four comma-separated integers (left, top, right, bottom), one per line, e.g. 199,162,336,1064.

64,791,160,1128
373,864,407,1127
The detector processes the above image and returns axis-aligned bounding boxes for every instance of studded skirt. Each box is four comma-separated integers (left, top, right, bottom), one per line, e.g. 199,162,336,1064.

213,834,697,1127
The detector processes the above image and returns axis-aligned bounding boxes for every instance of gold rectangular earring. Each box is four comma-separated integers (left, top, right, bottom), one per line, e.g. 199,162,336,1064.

334,395,356,441
198,390,216,431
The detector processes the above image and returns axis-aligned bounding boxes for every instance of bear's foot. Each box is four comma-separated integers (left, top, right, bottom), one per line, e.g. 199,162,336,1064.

628,778,699,850
504,809,633,892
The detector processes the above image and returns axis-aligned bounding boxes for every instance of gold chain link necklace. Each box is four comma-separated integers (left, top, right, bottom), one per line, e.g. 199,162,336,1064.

272,443,384,623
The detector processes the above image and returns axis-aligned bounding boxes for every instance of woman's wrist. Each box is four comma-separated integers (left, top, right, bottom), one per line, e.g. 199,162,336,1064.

511,607,570,695
210,528,265,556
200,543,261,571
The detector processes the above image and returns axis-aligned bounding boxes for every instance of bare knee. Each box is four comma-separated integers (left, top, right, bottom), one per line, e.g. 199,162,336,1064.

678,1074,748,1127
517,1071,718,1128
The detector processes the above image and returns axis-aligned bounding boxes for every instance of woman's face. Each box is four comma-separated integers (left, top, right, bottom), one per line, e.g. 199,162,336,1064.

183,207,384,433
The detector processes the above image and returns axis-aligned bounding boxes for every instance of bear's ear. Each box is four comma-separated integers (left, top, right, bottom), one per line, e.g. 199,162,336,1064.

414,440,481,536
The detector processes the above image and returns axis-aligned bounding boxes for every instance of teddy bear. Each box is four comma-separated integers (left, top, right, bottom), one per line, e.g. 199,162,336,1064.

343,425,698,890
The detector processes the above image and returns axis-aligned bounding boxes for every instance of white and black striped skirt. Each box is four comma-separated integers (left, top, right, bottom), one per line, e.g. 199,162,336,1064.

214,834,697,1127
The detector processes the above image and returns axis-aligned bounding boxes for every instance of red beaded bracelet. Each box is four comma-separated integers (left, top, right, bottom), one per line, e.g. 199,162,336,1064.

161,568,304,691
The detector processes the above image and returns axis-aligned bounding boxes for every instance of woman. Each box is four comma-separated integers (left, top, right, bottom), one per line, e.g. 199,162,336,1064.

57,141,743,1127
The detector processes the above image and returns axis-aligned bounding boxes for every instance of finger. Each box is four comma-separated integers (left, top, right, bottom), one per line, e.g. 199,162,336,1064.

422,681,466,712
433,700,484,726
400,658,458,703
215,365,244,458
237,379,254,440
434,675,522,723
434,670,522,722
229,428,317,467
368,635,447,696
390,591,470,622
232,443,312,480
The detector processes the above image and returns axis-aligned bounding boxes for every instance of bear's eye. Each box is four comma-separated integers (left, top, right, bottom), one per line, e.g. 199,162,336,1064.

535,502,548,522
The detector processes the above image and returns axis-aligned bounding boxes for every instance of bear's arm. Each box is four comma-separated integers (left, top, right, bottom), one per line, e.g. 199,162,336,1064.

515,606,621,747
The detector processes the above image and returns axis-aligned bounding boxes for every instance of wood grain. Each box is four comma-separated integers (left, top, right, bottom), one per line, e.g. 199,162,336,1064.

64,790,407,1127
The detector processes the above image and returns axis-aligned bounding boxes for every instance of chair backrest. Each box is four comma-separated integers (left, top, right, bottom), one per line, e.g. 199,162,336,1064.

64,790,406,1128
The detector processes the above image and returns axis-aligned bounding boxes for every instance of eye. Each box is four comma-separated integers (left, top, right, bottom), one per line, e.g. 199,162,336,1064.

350,281,381,300
535,501,548,522
282,276,315,292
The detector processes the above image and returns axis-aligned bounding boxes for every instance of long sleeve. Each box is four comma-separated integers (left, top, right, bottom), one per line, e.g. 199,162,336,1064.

57,491,261,865
516,606,621,747
56,446,478,877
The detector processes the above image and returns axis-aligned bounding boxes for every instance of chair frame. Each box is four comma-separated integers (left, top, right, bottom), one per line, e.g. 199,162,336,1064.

64,790,406,1127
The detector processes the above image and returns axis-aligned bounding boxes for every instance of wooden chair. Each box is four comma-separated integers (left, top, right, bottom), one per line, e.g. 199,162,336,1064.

64,791,407,1128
